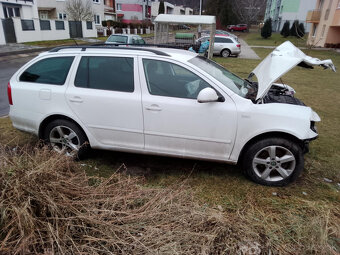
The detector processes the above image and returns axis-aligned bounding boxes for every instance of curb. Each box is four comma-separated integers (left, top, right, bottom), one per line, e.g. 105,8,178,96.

0,47,52,57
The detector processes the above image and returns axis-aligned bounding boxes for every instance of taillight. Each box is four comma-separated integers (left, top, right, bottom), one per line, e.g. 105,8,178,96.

236,44,241,48
7,82,13,105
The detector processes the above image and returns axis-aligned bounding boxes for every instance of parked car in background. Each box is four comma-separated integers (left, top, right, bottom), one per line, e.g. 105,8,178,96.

197,35,241,57
7,42,335,186
228,24,248,32
227,25,235,30
105,34,145,45
216,30,239,41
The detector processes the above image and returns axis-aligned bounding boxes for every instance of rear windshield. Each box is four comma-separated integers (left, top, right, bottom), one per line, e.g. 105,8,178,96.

107,35,128,44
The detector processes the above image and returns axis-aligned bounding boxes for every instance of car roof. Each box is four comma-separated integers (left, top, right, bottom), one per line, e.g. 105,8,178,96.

108,34,141,38
40,46,197,62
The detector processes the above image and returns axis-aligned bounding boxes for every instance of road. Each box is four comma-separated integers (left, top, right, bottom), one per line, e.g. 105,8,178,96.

0,54,36,117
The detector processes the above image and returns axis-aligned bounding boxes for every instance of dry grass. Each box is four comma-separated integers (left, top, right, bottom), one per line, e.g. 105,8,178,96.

0,144,274,254
0,144,339,254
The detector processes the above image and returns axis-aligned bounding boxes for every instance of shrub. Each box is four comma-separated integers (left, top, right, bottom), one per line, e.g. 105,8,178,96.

280,21,290,38
261,18,272,39
298,23,305,37
290,20,299,37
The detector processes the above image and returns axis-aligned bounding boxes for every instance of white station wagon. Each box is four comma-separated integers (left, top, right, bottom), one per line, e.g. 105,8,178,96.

8,42,335,186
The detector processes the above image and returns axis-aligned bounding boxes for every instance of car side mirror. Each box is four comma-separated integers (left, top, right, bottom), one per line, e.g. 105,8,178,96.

197,88,219,103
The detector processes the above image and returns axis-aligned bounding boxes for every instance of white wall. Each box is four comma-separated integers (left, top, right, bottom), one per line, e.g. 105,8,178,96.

82,21,97,38
12,17,70,43
0,20,6,45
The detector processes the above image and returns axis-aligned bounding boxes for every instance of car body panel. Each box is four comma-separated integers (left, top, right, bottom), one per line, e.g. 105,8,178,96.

250,41,336,100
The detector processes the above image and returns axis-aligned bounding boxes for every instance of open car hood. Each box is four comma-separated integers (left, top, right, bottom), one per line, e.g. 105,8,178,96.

248,41,336,100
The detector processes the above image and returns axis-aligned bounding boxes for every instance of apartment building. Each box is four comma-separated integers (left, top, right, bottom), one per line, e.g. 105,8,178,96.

0,0,38,44
151,1,174,20
116,0,153,23
306,0,340,47
151,1,193,21
37,0,103,26
264,0,317,32
0,0,38,19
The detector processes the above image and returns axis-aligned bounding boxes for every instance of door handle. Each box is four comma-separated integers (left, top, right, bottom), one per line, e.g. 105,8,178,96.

69,96,83,103
145,104,162,111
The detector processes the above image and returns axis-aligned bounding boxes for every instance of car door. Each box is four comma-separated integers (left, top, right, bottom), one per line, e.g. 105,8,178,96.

138,57,237,161
213,37,225,53
66,54,144,150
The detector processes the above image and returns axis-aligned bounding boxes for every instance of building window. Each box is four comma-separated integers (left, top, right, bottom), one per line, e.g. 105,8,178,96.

40,20,51,30
321,24,326,37
3,6,20,18
312,24,318,37
21,19,35,31
94,14,101,25
338,0,340,8
93,0,100,3
58,13,67,20
86,21,93,29
55,20,65,30
117,3,122,11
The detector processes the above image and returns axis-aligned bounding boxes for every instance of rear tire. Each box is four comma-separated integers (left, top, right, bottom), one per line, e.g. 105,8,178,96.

43,119,90,159
242,137,304,186
221,49,231,58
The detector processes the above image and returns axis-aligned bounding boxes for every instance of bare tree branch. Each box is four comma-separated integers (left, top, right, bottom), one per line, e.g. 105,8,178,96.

65,0,94,21
232,0,266,25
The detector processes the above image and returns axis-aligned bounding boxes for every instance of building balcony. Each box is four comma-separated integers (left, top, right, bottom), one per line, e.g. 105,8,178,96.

332,9,340,26
104,6,115,14
306,10,321,23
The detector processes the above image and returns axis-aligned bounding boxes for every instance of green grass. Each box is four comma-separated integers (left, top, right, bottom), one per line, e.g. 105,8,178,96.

23,39,87,47
1,49,339,253
242,30,308,48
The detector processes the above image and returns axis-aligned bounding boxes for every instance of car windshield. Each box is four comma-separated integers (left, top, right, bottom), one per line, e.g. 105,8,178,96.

188,56,251,98
107,35,128,44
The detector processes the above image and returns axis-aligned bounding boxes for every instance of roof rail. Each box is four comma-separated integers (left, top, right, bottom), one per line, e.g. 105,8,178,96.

49,45,171,56
92,43,190,50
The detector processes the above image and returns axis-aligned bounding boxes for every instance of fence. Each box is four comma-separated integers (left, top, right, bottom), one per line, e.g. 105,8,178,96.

1,17,97,44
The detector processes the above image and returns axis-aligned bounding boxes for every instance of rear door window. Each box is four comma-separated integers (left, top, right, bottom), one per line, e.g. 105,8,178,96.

19,57,74,85
74,56,134,92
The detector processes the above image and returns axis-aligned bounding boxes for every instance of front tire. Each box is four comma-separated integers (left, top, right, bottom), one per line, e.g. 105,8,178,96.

242,137,304,186
43,119,90,159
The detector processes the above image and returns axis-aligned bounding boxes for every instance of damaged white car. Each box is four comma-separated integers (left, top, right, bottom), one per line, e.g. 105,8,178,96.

8,41,336,186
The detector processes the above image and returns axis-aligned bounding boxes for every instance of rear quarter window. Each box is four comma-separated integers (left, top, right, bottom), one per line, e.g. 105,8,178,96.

19,57,74,85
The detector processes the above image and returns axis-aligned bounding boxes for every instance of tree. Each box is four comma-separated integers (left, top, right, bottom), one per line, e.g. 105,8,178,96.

158,0,165,14
65,0,93,21
298,23,305,37
280,21,290,37
290,20,299,37
231,0,266,27
261,18,272,39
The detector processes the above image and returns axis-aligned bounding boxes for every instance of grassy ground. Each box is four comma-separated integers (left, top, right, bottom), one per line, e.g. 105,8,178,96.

0,49,339,253
23,39,87,47
240,29,308,48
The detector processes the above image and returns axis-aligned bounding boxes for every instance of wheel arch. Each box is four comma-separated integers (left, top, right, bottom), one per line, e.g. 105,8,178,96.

38,114,89,142
221,48,231,56
237,131,304,164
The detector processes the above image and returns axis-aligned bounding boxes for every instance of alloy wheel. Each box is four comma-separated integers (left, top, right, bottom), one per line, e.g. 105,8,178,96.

252,145,296,182
49,125,80,156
